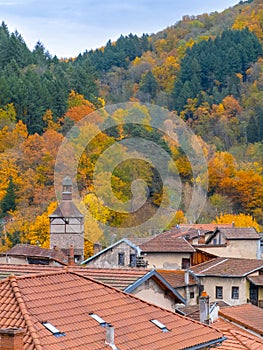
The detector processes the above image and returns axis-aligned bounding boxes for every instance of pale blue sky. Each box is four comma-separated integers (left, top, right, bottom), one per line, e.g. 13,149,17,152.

1,0,239,58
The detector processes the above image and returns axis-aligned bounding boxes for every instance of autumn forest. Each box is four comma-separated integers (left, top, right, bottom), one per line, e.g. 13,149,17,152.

0,0,262,256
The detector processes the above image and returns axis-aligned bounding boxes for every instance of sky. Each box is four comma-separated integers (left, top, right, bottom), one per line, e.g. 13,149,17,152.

1,0,240,58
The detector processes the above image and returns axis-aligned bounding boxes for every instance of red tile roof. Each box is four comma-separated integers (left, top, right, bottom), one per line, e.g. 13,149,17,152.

218,227,260,240
1,244,68,264
211,318,263,349
190,257,263,277
247,275,263,286
0,264,149,290
157,269,197,287
139,232,195,253
219,303,263,336
0,270,225,349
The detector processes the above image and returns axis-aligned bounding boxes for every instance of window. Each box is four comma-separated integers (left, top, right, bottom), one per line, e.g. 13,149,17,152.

89,313,109,327
232,286,239,299
118,252,125,266
216,286,223,299
150,319,169,332
42,322,65,337
182,258,190,269
190,292,195,299
130,253,136,267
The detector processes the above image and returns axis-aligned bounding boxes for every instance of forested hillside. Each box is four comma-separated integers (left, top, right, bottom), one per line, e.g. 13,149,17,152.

0,0,262,255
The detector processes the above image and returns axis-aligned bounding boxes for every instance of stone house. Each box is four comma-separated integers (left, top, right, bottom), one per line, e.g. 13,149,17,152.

82,233,197,270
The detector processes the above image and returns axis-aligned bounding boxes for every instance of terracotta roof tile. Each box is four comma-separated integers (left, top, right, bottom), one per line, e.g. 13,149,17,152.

247,275,263,286
0,270,225,350
157,269,197,287
211,318,263,349
219,303,263,336
2,244,68,264
219,227,260,240
139,232,195,253
190,257,263,277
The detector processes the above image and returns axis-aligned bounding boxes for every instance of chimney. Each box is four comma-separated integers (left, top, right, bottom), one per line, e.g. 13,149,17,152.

105,325,118,350
198,234,206,245
0,328,24,350
199,291,210,325
184,270,190,306
68,245,75,266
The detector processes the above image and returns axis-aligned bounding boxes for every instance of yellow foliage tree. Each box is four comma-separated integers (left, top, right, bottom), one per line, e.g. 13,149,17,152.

213,213,261,232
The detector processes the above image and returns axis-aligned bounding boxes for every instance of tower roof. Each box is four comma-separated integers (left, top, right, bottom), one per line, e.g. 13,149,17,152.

49,200,84,218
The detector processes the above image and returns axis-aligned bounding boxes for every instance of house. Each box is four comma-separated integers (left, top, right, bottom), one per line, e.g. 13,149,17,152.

49,176,84,262
157,269,199,306
0,244,68,266
190,257,263,306
82,233,197,270
196,227,261,259
0,270,226,349
0,264,185,311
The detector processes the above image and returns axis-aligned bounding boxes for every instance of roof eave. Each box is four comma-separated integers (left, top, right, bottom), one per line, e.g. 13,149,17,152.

185,337,227,350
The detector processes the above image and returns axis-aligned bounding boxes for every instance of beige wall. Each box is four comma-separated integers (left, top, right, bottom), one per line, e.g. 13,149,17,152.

133,278,180,311
199,276,247,305
175,285,199,306
145,252,191,269
199,240,259,259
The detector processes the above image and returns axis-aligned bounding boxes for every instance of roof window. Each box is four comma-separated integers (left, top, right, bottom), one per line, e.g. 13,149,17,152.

42,322,65,337
89,313,110,327
150,319,169,332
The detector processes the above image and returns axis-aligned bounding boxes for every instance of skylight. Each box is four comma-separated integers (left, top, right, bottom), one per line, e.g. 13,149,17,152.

150,319,169,332
89,313,110,327
42,322,65,337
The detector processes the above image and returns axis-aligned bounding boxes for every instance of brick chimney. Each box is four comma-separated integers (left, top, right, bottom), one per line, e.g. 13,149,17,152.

0,328,24,350
68,245,75,266
198,234,206,245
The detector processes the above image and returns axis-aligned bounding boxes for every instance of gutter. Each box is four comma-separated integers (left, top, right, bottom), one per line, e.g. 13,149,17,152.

185,336,227,349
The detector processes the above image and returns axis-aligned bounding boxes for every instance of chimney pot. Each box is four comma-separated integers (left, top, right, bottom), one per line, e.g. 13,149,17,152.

0,328,24,350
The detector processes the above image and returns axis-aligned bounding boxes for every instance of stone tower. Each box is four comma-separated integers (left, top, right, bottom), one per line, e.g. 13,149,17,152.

49,176,84,263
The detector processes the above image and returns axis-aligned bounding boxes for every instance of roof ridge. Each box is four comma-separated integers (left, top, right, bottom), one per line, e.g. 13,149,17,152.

9,275,43,350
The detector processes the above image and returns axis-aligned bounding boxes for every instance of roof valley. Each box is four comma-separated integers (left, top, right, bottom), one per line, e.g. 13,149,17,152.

9,275,43,350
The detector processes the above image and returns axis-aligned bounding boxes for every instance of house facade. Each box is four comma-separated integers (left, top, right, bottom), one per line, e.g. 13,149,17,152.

190,257,263,306
196,227,261,259
83,233,197,270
